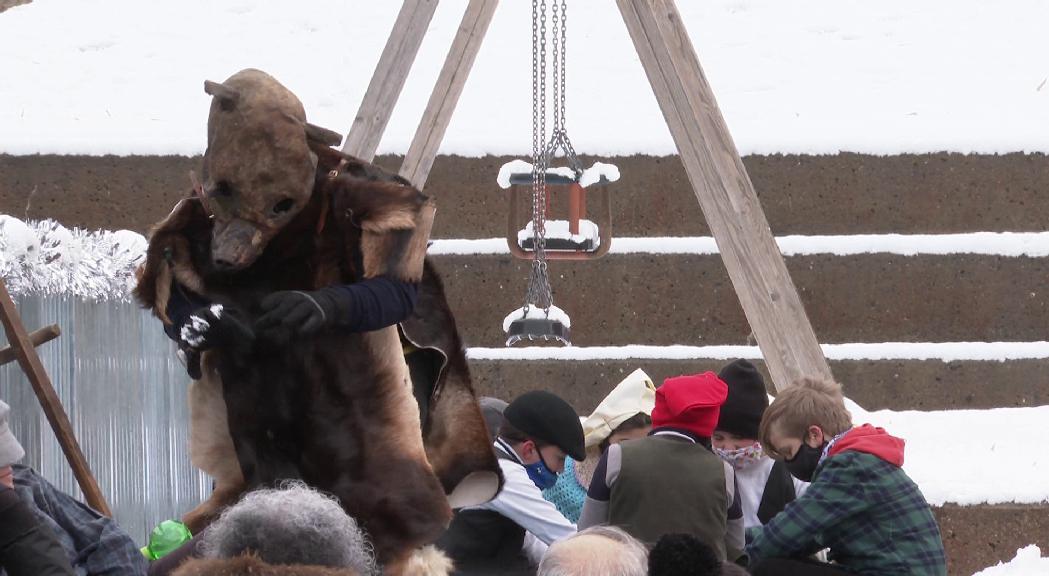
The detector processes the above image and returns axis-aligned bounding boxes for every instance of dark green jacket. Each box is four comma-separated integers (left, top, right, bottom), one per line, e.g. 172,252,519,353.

747,445,946,575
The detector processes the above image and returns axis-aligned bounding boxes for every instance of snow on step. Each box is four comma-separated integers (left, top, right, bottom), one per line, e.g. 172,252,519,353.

428,232,1049,257
466,342,1049,363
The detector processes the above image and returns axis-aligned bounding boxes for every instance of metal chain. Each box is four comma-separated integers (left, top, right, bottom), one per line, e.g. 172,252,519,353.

544,0,582,175
526,0,552,311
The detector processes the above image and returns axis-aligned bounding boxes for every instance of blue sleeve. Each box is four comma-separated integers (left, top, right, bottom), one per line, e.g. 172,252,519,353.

327,276,419,332
163,275,418,338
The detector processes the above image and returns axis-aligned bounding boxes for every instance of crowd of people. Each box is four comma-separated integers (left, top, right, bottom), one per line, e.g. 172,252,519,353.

1,358,948,575
437,359,948,576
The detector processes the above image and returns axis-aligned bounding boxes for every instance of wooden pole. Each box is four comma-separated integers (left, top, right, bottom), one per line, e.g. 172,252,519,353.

616,0,833,391
342,0,439,162
0,324,60,366
0,281,111,516
399,0,499,190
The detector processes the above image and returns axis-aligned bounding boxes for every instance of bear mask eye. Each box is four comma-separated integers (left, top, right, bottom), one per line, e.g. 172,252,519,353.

272,198,295,216
210,181,233,198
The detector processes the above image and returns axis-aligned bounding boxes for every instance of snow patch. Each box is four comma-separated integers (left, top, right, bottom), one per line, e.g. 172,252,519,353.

209,304,223,319
0,215,40,269
578,162,620,188
496,160,533,189
518,220,600,248
502,304,572,333
973,546,1049,575
494,160,577,189
498,160,621,189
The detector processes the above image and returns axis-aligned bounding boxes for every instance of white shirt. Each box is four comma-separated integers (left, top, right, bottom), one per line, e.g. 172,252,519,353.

468,440,576,564
734,456,808,529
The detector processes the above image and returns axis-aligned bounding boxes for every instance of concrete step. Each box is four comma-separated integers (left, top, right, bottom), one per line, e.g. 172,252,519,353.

466,358,1049,413
724,503,1049,576
935,504,1045,576
2,153,1048,236
431,253,1049,347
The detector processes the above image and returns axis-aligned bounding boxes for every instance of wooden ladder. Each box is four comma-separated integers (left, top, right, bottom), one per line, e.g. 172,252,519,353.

0,278,111,516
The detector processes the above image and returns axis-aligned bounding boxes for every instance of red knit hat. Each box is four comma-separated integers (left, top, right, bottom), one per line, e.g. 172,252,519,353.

652,372,729,438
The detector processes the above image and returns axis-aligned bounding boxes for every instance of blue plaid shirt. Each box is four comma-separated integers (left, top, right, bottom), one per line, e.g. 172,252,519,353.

4,466,147,576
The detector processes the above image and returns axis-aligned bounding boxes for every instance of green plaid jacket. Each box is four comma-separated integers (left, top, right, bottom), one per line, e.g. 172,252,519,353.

746,451,947,575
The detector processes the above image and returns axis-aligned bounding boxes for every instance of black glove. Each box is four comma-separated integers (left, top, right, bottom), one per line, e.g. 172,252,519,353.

254,289,346,337
177,346,203,380
177,304,255,354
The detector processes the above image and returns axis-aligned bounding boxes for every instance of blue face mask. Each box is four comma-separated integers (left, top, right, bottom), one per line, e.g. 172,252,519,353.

524,455,559,490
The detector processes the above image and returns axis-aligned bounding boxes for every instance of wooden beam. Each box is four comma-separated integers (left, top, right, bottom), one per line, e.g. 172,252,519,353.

399,0,498,190
0,281,111,516
616,0,833,391
342,0,439,162
0,324,60,367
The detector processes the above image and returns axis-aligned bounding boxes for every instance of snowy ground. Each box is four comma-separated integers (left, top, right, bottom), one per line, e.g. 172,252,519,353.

2,0,1048,156
974,546,1049,575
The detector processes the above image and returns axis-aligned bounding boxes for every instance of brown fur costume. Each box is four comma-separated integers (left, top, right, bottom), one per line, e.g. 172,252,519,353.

134,70,499,573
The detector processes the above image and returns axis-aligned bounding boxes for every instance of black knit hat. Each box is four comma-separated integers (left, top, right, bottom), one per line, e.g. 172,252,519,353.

715,359,769,439
503,390,585,461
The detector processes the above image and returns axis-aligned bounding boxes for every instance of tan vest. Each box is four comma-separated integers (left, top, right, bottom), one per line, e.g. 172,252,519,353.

609,435,729,559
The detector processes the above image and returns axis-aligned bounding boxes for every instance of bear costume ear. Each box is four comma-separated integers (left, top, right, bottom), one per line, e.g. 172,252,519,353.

204,80,240,111
304,122,343,147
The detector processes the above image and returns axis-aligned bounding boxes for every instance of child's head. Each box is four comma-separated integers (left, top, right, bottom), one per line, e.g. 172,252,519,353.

712,359,768,450
583,368,656,454
759,377,853,460
600,412,653,453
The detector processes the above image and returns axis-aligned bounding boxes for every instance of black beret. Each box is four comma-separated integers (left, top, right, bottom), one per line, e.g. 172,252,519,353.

503,390,585,461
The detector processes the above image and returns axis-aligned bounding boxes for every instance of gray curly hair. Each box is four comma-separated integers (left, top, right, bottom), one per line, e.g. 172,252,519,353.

200,481,377,575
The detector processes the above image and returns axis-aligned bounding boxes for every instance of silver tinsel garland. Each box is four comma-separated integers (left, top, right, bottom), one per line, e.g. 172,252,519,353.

0,215,147,301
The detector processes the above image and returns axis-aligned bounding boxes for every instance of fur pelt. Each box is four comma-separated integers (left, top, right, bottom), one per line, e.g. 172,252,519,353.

172,555,363,576
135,139,501,568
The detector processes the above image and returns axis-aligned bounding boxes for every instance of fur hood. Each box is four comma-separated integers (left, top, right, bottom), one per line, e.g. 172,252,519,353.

171,555,363,576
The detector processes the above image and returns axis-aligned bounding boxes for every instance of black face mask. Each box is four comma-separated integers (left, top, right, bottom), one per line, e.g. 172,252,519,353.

784,442,826,482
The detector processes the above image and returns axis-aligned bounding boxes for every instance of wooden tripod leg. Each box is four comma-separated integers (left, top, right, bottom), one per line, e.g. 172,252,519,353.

0,280,111,516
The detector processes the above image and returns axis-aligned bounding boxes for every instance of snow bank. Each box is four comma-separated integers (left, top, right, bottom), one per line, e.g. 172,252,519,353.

3,1,1049,156
973,546,1049,575
863,405,1049,506
429,232,1049,257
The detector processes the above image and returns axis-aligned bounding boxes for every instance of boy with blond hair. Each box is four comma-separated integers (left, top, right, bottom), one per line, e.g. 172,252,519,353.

746,378,947,576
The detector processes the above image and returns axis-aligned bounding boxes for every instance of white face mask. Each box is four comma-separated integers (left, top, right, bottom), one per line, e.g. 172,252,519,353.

713,442,764,470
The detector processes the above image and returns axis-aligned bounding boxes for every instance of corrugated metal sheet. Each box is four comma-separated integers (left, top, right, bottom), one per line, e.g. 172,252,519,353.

0,294,211,544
